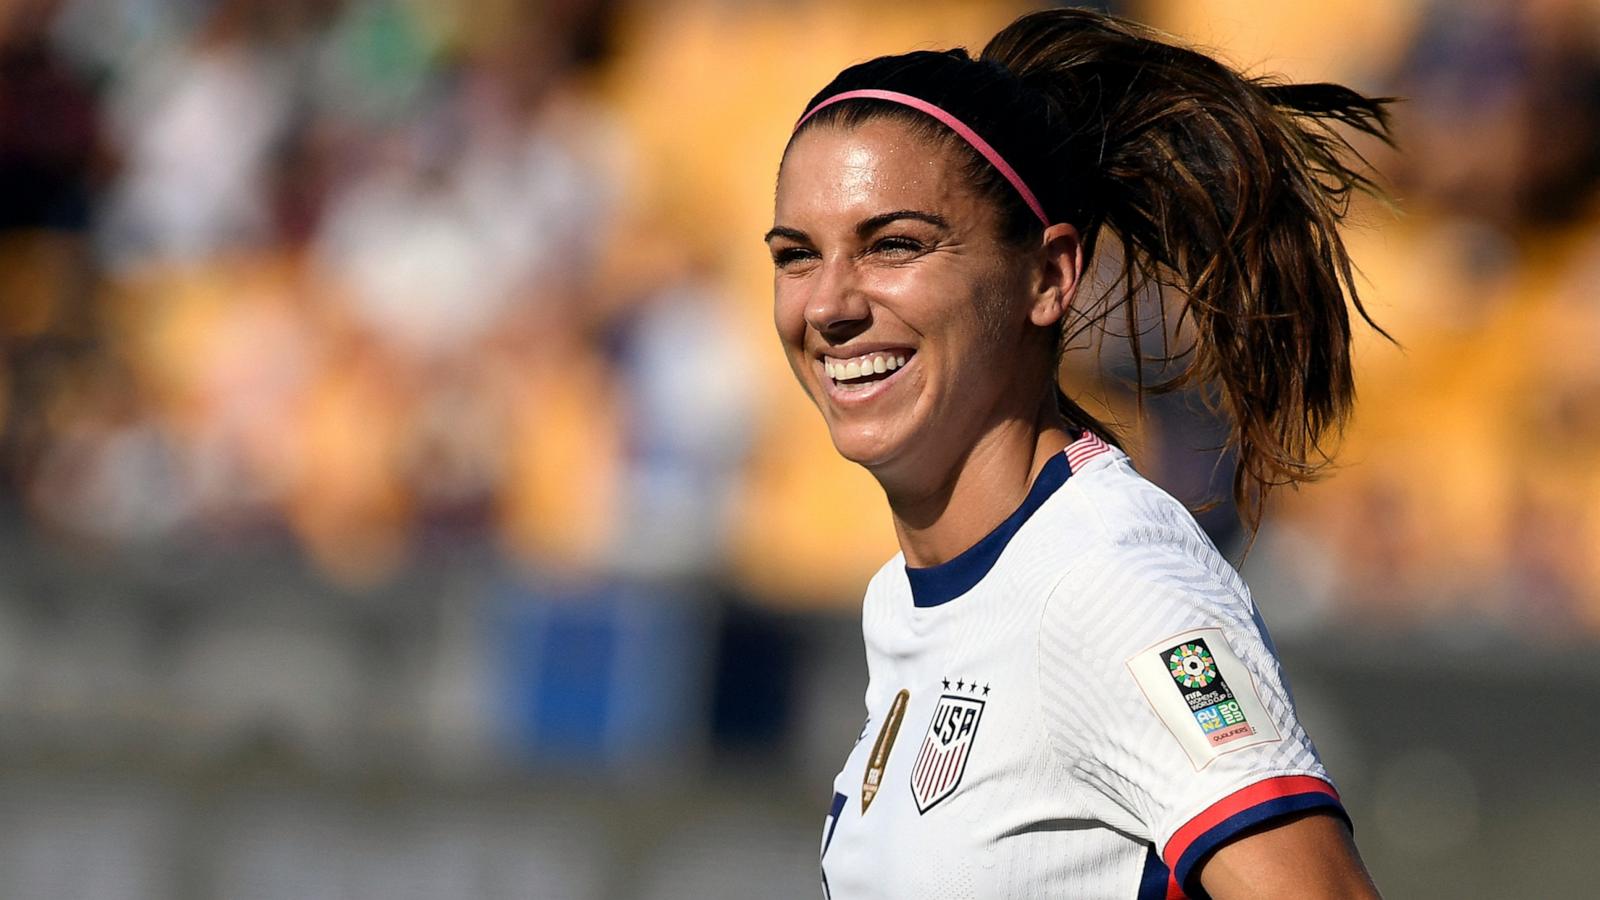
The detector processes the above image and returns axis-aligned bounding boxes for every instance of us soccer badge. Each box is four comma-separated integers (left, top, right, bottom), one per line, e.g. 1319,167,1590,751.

1126,628,1279,769
909,682,986,813
861,689,909,813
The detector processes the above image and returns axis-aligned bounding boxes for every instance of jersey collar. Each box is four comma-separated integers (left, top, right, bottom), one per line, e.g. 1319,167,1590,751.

901,454,1058,608
904,430,1118,608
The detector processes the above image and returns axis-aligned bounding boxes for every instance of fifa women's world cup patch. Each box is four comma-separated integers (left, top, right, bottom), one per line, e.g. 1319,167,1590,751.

909,683,986,813
1126,628,1280,769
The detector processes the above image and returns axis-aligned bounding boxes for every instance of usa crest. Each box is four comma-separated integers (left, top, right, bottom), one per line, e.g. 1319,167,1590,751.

909,693,984,813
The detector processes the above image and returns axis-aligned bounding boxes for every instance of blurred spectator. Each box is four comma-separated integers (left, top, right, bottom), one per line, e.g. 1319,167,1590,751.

0,0,101,236
0,0,106,503
1394,0,1600,230
605,257,758,580
97,0,322,267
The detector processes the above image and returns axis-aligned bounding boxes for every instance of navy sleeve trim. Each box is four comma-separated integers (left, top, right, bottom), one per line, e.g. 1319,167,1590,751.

1164,775,1348,898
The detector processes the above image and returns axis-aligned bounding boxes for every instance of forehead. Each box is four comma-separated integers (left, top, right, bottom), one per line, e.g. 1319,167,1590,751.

774,118,978,226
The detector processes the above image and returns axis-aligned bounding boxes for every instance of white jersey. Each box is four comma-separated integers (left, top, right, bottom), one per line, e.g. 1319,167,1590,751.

819,431,1345,900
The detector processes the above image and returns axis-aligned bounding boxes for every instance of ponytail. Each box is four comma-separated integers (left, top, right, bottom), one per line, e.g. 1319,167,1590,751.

789,9,1394,532
981,9,1394,531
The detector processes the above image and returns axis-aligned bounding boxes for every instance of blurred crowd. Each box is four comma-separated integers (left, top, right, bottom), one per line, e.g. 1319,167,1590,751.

1,0,1598,637
0,0,752,591
2,5,1594,896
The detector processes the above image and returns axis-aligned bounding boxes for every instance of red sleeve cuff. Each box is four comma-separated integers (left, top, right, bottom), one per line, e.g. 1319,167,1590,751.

1161,774,1347,898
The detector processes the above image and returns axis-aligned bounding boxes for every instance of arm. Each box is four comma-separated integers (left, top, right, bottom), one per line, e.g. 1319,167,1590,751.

1197,811,1380,900
1035,543,1372,900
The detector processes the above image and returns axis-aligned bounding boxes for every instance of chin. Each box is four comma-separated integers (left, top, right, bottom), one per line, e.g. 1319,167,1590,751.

826,421,907,471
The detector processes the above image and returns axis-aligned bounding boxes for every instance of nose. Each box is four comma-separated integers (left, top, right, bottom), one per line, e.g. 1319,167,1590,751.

803,256,871,339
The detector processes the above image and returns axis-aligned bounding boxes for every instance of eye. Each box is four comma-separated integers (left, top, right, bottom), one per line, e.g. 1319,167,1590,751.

871,236,925,256
772,246,817,268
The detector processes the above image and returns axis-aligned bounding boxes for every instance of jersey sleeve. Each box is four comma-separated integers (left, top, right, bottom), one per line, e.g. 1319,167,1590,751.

1036,539,1348,896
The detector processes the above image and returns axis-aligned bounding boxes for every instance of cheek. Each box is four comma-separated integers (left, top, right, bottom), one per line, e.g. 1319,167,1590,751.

962,261,1031,344
772,278,809,356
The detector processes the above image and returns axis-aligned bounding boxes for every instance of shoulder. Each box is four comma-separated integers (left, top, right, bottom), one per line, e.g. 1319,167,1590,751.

1031,443,1249,614
1030,448,1278,698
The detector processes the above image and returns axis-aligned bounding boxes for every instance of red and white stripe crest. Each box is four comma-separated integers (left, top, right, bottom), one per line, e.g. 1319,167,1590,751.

909,694,985,814
1065,430,1114,472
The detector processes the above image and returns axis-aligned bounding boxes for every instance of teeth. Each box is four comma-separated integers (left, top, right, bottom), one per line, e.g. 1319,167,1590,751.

823,352,911,383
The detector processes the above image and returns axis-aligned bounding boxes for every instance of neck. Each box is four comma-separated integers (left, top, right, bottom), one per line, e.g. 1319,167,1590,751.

885,397,1073,569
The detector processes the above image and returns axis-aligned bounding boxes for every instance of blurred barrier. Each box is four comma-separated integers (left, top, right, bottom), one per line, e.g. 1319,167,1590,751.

0,542,1594,897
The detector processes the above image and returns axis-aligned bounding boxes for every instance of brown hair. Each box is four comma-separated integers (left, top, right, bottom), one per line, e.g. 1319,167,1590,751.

793,8,1395,531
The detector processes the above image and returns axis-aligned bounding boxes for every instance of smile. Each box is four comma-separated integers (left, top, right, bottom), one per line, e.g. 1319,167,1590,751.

818,350,915,400
825,351,909,384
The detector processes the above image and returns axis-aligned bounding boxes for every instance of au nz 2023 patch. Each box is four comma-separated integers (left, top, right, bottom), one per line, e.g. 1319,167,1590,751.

1164,639,1253,746
1127,627,1280,769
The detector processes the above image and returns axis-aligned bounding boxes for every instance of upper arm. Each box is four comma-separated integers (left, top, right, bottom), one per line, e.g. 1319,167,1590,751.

1197,810,1380,900
1037,541,1364,897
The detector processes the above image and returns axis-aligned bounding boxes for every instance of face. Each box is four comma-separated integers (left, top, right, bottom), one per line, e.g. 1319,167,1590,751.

768,118,1053,481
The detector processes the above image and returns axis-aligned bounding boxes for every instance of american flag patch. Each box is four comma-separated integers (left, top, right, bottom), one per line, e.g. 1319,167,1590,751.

1065,429,1113,471
909,694,984,813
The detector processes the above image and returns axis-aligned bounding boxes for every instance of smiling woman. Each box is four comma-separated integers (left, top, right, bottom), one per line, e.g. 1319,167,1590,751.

769,127,1048,496
767,9,1390,900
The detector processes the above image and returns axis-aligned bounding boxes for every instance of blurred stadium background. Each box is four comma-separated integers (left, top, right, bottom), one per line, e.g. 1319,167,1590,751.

0,0,1597,896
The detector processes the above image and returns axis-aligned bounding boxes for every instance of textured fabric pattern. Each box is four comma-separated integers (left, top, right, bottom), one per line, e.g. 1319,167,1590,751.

818,438,1341,899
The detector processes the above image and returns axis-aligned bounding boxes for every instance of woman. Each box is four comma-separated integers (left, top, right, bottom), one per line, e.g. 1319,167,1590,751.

765,9,1390,900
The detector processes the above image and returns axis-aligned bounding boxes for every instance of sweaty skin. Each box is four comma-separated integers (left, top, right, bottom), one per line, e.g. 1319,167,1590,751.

768,117,1381,900
768,118,1080,569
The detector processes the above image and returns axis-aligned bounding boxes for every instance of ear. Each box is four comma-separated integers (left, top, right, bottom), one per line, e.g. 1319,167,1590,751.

1028,223,1083,329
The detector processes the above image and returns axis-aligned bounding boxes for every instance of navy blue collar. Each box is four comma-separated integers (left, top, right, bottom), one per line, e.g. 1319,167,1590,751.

905,452,1072,608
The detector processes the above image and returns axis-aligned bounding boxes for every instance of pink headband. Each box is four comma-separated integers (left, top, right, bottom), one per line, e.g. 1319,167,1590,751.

795,88,1050,227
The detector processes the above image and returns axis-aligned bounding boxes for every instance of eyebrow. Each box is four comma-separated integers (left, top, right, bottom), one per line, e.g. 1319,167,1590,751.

763,225,807,244
856,209,950,237
762,209,951,245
